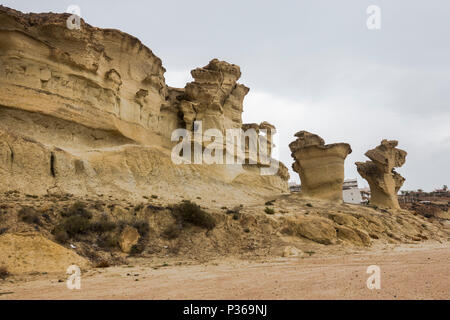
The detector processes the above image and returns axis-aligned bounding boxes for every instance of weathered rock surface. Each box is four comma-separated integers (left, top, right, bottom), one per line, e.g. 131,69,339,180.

119,226,140,253
0,6,288,201
288,216,337,245
179,59,249,133
356,140,407,209
0,7,171,145
336,225,371,246
0,233,90,274
289,131,352,202
282,246,302,257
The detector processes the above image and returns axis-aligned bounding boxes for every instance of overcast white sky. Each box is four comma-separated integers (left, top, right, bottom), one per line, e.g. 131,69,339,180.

2,0,449,191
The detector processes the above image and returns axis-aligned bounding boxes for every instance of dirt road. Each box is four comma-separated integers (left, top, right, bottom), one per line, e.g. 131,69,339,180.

1,244,449,300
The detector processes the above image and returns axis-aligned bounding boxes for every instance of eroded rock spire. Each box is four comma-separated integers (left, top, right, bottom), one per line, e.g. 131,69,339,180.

355,139,407,209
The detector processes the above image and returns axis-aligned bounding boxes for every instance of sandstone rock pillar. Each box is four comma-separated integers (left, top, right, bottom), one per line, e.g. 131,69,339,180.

289,131,352,202
355,140,407,209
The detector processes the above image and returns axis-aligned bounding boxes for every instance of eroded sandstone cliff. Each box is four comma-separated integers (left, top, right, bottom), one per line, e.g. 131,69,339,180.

0,6,288,201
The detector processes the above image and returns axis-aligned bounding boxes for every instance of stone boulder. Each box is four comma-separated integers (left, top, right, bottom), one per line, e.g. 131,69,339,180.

119,226,140,253
289,216,337,245
289,131,352,202
355,140,407,209
282,246,302,257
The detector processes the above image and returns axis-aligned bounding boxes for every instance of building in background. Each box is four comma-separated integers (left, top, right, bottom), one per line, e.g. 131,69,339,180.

289,179,367,204
359,187,371,204
343,179,363,204
288,182,301,193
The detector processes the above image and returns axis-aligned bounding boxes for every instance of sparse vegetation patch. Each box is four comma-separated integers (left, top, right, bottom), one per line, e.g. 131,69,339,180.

171,200,216,230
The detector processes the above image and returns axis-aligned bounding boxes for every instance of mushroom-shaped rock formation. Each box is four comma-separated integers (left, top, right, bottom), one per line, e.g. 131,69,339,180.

289,131,352,202
355,140,407,210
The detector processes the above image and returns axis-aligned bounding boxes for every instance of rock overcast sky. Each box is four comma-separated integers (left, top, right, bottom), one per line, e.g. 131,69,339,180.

3,0,449,191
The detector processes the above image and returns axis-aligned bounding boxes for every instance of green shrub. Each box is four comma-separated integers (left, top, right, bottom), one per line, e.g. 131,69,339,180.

18,207,41,225
306,203,313,207
172,201,216,230
264,207,275,214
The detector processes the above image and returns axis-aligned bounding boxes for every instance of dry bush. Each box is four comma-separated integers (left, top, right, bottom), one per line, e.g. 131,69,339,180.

97,234,119,248
61,215,91,235
117,219,150,237
53,203,117,243
18,207,41,225
89,216,117,233
95,260,110,268
130,242,146,255
53,214,90,243
62,201,92,219
172,201,216,230
132,220,150,237
0,266,9,279
162,224,181,239
53,225,69,243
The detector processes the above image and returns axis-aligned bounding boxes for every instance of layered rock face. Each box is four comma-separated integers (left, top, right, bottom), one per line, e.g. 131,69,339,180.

289,131,352,202
0,6,288,201
0,6,176,145
355,140,407,209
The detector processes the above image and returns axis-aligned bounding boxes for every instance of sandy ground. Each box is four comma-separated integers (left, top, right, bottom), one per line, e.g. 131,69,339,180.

1,243,449,300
